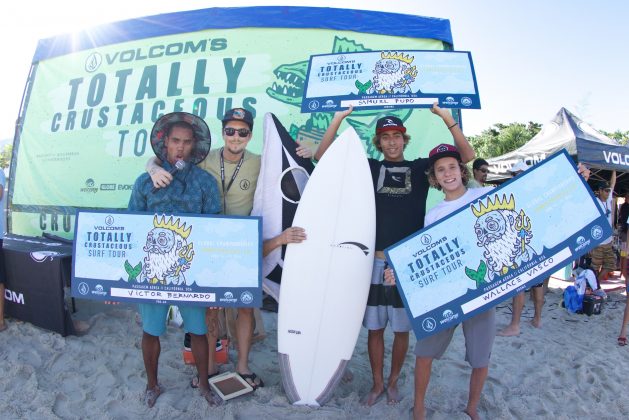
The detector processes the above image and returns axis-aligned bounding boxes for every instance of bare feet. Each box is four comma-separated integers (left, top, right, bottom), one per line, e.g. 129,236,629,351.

361,386,385,406
0,321,7,332
531,318,542,328
144,385,161,408
412,406,426,420
497,325,520,337
200,388,223,406
464,408,480,420
386,384,402,405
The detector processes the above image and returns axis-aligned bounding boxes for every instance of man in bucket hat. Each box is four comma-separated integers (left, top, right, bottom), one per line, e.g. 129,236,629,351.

128,112,222,407
315,103,475,407
147,108,311,390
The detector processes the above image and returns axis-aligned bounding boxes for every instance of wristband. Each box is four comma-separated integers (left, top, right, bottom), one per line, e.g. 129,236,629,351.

447,122,458,129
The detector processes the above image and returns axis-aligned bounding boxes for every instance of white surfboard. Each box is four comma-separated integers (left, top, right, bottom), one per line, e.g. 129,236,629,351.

277,127,375,406
251,113,314,301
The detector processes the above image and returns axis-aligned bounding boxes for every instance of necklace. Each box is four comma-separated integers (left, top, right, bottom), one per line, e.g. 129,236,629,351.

219,148,244,213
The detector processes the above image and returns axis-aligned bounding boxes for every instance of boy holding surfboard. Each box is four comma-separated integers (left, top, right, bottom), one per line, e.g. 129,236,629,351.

315,104,475,406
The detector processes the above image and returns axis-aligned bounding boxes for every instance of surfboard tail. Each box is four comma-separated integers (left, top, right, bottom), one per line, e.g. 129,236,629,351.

278,352,302,404
315,359,349,406
279,352,350,406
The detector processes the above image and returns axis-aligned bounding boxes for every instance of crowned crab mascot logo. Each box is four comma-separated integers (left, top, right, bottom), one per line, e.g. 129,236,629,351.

369,51,418,94
465,194,538,286
124,215,195,286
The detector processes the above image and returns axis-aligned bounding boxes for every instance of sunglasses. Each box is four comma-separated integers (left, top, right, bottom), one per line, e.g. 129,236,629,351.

223,127,251,137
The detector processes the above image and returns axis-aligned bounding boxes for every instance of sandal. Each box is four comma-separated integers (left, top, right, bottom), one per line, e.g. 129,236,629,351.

190,371,220,389
238,372,265,390
144,385,161,408
619,337,627,347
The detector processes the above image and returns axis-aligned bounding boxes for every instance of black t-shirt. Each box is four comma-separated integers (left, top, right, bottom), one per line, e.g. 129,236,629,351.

369,157,430,250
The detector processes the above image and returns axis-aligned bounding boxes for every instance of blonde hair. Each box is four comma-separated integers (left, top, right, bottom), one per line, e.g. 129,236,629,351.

426,161,470,191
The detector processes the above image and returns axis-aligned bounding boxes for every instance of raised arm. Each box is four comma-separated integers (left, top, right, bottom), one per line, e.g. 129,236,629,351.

430,103,475,163
314,106,354,161
610,170,617,191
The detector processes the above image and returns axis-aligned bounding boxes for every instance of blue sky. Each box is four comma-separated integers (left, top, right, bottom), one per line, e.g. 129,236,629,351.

1,0,627,139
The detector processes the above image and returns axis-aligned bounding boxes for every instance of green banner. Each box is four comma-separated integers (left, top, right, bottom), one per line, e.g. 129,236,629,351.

13,27,452,238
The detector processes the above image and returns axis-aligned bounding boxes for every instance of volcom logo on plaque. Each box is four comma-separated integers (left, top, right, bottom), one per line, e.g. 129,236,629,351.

78,282,90,295
422,317,436,332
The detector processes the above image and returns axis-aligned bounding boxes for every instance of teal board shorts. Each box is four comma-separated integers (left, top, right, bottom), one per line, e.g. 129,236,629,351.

139,303,207,337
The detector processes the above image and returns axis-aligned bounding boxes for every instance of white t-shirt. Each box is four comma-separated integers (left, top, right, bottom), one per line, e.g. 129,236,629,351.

425,186,493,227
596,194,613,245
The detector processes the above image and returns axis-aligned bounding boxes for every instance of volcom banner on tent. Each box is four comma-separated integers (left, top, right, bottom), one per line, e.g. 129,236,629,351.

487,107,628,182
9,6,458,238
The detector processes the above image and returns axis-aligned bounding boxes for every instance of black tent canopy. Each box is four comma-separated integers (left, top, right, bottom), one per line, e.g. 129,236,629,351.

486,108,629,191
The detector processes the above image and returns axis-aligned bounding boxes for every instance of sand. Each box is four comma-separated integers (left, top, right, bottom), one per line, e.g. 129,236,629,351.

1,278,628,419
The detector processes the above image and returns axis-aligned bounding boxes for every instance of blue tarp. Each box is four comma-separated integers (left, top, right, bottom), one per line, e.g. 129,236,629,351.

33,6,453,62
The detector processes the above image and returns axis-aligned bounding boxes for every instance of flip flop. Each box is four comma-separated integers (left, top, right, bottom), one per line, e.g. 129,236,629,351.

190,371,220,389
618,337,627,347
238,372,264,390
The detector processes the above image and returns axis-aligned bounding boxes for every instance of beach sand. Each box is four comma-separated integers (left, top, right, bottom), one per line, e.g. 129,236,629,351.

1,279,628,419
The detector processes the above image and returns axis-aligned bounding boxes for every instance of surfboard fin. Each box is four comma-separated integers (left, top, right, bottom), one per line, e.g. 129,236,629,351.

278,352,301,404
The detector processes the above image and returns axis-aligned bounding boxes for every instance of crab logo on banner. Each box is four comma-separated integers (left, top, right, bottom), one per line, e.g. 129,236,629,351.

370,51,418,94
467,194,538,285
136,215,195,286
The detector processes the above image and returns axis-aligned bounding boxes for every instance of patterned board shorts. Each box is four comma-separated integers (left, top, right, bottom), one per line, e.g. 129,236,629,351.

590,243,616,271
